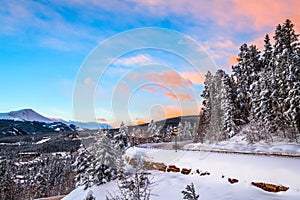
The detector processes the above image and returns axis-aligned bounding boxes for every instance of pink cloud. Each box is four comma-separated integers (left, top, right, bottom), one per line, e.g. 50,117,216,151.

164,91,193,102
143,70,187,89
140,86,157,93
162,104,198,118
115,85,129,93
164,91,177,100
97,117,107,122
181,72,205,85
231,0,300,31
130,0,300,32
163,105,182,118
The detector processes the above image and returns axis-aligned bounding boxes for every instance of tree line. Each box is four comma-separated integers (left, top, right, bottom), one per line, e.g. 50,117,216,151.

196,19,300,143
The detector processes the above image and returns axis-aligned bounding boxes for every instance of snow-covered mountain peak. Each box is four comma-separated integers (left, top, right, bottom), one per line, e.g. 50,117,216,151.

0,108,53,122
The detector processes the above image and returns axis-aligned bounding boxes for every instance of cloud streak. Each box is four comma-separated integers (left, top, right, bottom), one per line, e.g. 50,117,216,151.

129,0,300,31
140,86,157,93
164,91,193,102
114,54,153,66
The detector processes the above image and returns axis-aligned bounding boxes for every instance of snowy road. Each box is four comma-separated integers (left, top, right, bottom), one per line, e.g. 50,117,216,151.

138,139,300,158
137,140,192,150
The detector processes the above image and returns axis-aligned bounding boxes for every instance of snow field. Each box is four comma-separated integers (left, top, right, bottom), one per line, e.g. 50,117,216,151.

64,147,300,200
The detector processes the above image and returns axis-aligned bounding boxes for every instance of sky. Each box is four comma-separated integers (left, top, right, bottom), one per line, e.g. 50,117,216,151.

0,0,299,127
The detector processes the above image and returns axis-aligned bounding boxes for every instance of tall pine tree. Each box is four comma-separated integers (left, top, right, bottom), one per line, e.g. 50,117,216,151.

196,71,213,143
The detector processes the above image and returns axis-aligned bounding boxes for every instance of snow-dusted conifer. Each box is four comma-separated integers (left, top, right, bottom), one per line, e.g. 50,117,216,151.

196,71,213,142
281,19,300,139
252,34,274,137
271,19,299,137
221,73,237,138
165,125,173,142
182,183,199,200
177,121,184,141
147,120,162,143
232,44,251,124
183,121,192,140
114,122,129,151
72,145,94,189
91,133,119,185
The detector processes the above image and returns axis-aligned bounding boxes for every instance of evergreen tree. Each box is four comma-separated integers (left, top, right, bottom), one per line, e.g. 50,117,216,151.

198,70,237,142
251,34,275,138
91,133,119,185
183,121,192,140
221,73,238,138
272,19,300,137
209,70,225,141
232,44,261,124
165,125,173,142
181,183,199,200
147,120,162,143
73,131,125,189
147,120,156,135
262,34,273,67
232,43,251,124
282,19,300,139
197,19,300,143
196,71,213,142
72,145,95,189
177,121,184,141
0,159,14,200
114,122,129,151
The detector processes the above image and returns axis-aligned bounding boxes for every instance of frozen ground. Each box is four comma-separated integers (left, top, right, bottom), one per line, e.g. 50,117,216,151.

63,147,300,200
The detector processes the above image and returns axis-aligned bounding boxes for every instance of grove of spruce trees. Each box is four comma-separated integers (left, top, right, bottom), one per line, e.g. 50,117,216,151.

197,19,300,143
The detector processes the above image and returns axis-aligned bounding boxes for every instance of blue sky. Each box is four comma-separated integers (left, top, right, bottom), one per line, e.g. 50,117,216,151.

1,0,299,126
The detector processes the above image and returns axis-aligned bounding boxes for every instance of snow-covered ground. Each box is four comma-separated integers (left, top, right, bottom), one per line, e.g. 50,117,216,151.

184,135,300,156
36,137,51,144
63,147,300,200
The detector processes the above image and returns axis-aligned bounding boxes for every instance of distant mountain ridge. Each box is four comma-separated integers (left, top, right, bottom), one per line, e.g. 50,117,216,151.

0,109,113,132
0,119,76,137
0,109,199,138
